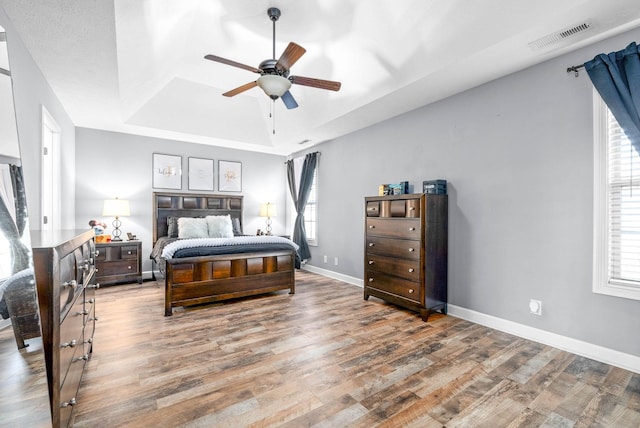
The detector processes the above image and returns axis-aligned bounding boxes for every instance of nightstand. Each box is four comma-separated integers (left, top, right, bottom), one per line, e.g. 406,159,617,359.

95,240,142,285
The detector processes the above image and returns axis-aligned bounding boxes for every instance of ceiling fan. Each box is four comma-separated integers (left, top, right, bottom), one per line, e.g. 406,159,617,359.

204,7,341,109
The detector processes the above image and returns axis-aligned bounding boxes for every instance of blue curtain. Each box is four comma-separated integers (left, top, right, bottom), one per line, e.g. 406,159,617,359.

286,152,318,261
585,41,640,153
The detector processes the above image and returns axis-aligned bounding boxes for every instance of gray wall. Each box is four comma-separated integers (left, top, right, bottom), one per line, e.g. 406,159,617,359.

74,128,288,274
0,6,76,230
300,28,640,357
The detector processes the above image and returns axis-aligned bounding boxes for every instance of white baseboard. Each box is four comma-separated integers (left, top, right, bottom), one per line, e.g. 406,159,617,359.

301,265,363,287
300,267,640,374
448,304,640,374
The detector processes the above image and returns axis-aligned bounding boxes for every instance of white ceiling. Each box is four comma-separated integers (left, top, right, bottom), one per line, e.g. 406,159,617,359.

2,0,640,155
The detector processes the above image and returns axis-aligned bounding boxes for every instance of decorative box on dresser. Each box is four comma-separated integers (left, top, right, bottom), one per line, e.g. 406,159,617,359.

95,240,142,285
364,193,447,321
31,229,99,428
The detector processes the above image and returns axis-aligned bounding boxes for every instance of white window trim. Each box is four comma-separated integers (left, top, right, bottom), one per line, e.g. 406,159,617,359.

592,89,640,300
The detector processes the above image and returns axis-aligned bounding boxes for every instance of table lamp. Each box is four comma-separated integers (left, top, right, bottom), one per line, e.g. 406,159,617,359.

102,198,130,241
259,202,276,235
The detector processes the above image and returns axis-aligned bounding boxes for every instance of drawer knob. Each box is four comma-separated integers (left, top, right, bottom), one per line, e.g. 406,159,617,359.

409,289,414,294
409,207,415,211
61,398,77,408
89,316,99,322
368,260,374,265
61,339,77,348
128,266,132,269
368,225,375,229
88,298,95,304
368,278,374,282
408,268,414,273
94,250,100,257
369,243,374,247
87,283,101,289
62,280,77,288
85,338,93,344
74,354,89,362
127,251,132,255
408,248,414,252
76,309,89,316
409,227,415,231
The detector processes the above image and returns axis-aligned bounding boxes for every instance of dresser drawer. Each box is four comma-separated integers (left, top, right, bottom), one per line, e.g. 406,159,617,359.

366,254,421,281
366,218,421,239
365,271,421,303
59,295,85,381
365,236,421,260
99,260,139,276
59,336,87,428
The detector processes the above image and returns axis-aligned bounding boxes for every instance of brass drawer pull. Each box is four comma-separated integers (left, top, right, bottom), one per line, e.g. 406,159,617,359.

408,248,414,252
408,268,414,273
368,260,374,265
408,289,414,294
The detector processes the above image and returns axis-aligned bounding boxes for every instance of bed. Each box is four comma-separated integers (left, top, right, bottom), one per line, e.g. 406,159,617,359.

151,192,298,316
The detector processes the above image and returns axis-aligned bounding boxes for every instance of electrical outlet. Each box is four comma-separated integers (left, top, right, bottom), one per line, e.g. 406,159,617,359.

334,257,339,266
323,255,327,263
529,299,542,316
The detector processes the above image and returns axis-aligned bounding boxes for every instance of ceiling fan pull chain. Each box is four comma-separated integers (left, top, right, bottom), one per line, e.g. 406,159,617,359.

272,100,276,134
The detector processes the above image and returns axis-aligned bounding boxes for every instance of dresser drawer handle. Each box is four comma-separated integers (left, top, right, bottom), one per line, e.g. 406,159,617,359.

408,248,415,252
369,243,374,247
88,298,95,304
87,283,101,289
76,309,89,316
409,207,415,211
408,289,414,294
61,339,77,348
368,278,374,282
94,250,100,257
368,225,375,229
74,354,89,362
127,251,132,255
61,398,77,408
408,268,414,273
62,280,77,288
368,260,374,265
409,227,415,231
128,266,132,269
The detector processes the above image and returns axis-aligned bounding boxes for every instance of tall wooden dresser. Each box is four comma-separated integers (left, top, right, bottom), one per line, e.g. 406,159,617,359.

364,194,447,321
31,229,99,428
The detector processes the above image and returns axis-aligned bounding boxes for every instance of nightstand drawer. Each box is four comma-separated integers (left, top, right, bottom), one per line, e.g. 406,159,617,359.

99,260,139,276
120,245,138,259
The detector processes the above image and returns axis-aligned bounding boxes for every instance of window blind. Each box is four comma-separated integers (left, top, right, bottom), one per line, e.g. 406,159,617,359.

607,109,640,287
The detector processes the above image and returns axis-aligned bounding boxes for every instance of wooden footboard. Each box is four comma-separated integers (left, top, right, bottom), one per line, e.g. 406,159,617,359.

164,250,295,316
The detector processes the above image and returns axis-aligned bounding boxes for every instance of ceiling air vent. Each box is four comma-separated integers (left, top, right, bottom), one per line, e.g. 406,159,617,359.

528,22,593,50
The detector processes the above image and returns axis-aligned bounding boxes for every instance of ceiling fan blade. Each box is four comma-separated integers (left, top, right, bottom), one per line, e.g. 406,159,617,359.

281,91,298,109
290,75,341,91
275,42,306,72
223,81,258,97
204,54,261,74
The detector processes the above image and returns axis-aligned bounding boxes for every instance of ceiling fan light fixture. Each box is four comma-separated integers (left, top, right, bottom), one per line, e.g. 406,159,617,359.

257,74,291,98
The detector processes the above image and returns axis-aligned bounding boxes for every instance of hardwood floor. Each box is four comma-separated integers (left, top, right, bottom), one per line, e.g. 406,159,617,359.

73,270,640,427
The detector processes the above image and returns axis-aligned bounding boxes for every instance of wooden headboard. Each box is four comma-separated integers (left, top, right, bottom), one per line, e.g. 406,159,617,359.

152,192,243,245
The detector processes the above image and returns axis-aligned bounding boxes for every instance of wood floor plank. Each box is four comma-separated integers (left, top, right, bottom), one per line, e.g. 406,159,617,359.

70,270,639,427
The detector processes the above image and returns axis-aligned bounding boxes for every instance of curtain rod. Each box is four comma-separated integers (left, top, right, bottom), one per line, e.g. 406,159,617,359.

567,63,585,77
284,151,320,163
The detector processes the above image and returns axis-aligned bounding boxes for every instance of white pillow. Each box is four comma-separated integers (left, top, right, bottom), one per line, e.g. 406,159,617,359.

178,217,209,239
206,215,234,238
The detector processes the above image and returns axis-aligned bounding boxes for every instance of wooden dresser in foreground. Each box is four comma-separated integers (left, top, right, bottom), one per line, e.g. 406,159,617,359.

364,194,448,321
95,240,142,285
31,229,98,428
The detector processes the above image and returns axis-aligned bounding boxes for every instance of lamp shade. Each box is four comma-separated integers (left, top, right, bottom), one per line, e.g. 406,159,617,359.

259,203,276,218
102,198,130,217
256,75,291,98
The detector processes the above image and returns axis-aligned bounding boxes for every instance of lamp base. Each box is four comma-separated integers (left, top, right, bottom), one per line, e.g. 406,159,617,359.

112,217,123,241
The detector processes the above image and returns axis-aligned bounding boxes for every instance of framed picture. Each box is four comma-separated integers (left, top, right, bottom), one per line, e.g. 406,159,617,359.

152,153,182,189
188,157,214,191
218,160,242,192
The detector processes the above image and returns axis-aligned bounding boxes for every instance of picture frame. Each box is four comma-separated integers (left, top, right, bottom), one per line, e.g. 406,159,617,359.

152,153,182,189
188,157,214,191
218,160,242,192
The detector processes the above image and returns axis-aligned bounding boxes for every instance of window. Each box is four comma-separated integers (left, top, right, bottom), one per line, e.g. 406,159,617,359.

593,91,640,300
304,167,318,245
